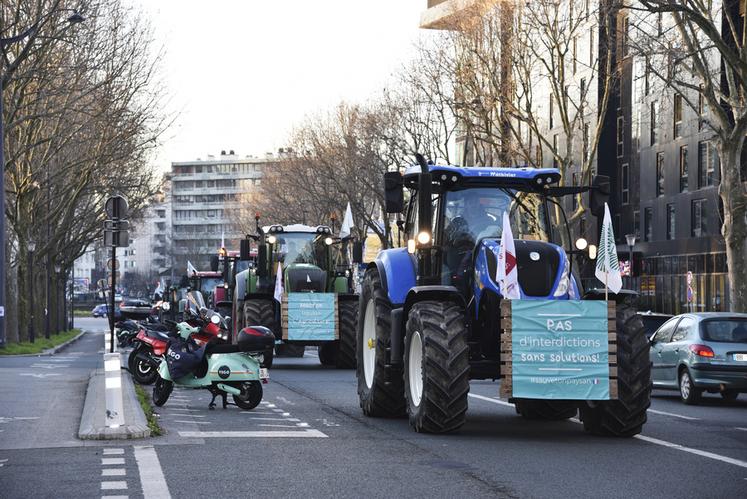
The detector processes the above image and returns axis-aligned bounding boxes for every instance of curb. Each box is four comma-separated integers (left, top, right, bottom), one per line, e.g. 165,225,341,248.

1,330,88,357
78,362,151,440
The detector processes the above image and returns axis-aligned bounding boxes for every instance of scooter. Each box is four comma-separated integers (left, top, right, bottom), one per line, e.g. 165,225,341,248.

152,306,274,411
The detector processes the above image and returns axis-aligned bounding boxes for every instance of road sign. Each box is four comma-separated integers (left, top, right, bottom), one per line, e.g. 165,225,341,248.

105,195,129,219
104,229,129,247
104,219,130,231
107,259,120,271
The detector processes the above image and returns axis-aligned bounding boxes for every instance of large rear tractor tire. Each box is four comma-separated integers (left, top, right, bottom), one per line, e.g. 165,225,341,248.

318,342,338,366
579,300,651,437
336,300,358,369
243,299,276,368
514,400,577,420
404,301,470,433
356,268,406,417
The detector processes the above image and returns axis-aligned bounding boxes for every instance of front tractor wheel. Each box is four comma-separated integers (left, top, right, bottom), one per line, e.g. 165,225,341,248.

579,300,651,437
356,268,405,417
335,300,358,369
243,299,276,368
404,301,470,433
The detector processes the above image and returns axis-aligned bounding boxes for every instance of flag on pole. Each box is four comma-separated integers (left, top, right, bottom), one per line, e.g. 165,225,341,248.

496,212,521,299
339,202,355,239
595,203,623,294
273,262,284,303
187,260,197,276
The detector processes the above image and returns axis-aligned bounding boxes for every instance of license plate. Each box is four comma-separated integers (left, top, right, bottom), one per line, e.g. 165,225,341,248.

259,368,269,379
734,353,747,362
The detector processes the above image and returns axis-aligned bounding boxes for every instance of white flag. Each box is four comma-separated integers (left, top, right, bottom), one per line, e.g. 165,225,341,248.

273,262,284,303
496,212,521,299
595,202,623,294
221,228,225,249
187,260,197,276
339,202,355,239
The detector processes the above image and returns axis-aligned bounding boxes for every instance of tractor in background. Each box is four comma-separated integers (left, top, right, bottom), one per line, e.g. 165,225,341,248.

356,155,651,436
233,221,362,369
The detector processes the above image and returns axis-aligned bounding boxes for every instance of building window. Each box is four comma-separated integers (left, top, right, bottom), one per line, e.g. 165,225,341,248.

656,152,665,197
620,15,629,57
552,135,559,168
679,145,688,192
673,94,683,138
617,114,624,157
589,26,594,66
549,95,554,129
633,210,640,237
650,101,658,145
698,85,705,131
621,163,629,204
582,121,590,164
644,56,650,95
691,199,707,237
666,204,676,240
698,141,717,187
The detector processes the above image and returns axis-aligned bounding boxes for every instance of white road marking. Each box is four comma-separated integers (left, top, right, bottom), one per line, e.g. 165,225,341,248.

103,448,125,455
101,496,128,499
647,409,700,421
241,417,289,421
173,420,211,424
736,428,747,432
134,446,171,499
473,397,746,469
634,435,747,469
102,458,125,466
178,430,328,438
102,469,126,477
258,424,304,428
101,481,128,490
18,373,61,378
239,411,276,415
468,393,514,408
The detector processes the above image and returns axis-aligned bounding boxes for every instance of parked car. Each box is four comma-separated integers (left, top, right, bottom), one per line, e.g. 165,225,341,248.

638,311,673,339
91,303,122,319
649,313,747,404
119,298,153,319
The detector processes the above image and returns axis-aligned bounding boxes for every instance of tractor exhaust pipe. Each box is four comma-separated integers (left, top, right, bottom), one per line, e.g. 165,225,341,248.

415,154,434,285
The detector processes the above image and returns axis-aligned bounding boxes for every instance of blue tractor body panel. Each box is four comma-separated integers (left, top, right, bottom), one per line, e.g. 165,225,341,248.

374,248,417,306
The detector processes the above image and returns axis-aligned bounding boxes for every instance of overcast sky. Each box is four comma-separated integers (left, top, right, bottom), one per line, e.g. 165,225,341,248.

132,1,428,169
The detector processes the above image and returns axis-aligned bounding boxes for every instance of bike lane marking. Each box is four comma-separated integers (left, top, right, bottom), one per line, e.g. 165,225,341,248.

133,445,171,499
646,409,700,421
469,393,747,470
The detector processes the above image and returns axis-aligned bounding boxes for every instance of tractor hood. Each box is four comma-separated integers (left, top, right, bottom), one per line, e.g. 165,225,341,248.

284,263,327,293
475,238,575,299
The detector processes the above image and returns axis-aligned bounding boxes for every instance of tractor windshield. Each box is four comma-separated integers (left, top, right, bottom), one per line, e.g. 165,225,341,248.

442,187,549,246
275,232,326,267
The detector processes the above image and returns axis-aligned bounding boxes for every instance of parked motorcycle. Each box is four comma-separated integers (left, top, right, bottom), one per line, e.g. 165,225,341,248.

152,293,274,410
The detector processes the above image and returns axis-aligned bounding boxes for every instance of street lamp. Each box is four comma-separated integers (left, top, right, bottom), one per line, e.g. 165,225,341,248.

0,10,85,348
54,264,62,334
625,233,636,278
27,241,36,343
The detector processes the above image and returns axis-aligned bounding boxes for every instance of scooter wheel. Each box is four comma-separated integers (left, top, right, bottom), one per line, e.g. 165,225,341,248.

152,377,173,406
232,381,262,410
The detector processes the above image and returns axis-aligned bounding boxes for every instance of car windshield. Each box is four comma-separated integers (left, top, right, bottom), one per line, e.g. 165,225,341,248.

274,232,326,266
701,319,747,343
443,187,549,244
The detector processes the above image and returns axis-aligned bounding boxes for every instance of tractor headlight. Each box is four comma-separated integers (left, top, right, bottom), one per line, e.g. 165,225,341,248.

407,239,416,254
553,255,570,297
161,302,170,311
325,237,334,245
588,244,597,260
267,235,277,244
417,231,431,245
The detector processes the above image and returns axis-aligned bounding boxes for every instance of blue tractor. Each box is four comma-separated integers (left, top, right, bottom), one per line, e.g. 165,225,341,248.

356,155,651,436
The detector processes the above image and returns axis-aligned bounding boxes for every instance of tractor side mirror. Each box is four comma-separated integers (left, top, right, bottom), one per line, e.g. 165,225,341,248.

210,255,220,272
590,175,611,218
240,239,252,261
352,242,363,264
257,245,268,278
384,172,404,213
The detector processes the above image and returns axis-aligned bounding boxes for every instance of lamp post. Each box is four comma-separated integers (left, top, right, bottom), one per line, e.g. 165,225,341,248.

27,241,36,343
0,11,85,348
54,264,61,334
625,233,636,279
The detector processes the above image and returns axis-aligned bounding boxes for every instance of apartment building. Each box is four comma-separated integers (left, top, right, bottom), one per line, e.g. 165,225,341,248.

169,150,278,272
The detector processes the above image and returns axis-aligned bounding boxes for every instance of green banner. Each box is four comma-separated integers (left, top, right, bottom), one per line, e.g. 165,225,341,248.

511,300,610,400
286,293,336,341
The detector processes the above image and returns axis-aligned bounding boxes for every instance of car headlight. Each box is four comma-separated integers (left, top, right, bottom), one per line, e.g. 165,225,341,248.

553,255,570,297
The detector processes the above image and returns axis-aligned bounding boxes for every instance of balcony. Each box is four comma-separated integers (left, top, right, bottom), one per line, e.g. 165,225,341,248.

420,0,493,30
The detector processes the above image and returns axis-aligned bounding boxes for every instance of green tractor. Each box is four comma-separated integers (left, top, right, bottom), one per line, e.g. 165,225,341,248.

233,222,361,369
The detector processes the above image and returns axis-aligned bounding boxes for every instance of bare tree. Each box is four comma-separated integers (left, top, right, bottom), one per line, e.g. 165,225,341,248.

631,0,747,311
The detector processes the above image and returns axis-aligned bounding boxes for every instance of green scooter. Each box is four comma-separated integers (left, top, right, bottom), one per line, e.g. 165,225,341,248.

152,306,274,411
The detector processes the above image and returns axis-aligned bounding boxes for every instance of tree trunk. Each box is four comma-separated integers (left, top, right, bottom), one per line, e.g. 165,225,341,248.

5,261,20,343
718,144,747,312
